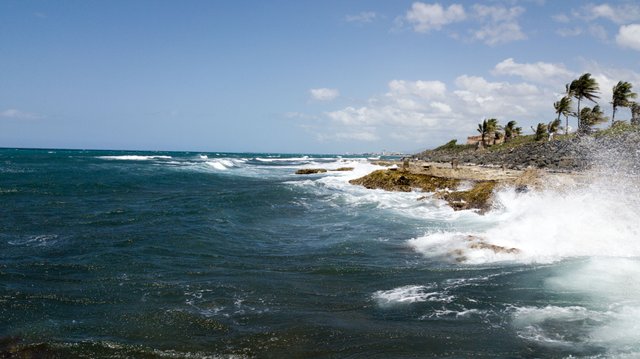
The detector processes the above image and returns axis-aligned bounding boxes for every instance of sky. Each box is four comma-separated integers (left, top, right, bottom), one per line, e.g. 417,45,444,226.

1,0,639,154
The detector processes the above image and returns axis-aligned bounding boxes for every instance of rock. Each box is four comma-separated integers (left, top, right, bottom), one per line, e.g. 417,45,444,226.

295,168,327,175
349,169,459,192
464,235,520,254
333,167,354,172
440,181,497,213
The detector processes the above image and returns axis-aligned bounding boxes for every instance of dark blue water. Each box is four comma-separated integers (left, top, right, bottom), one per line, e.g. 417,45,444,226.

1,149,637,358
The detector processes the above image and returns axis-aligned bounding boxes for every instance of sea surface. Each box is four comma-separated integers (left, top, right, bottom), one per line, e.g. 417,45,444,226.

1,148,639,358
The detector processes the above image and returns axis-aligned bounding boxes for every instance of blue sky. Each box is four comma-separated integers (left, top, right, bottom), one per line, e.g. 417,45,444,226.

1,0,639,153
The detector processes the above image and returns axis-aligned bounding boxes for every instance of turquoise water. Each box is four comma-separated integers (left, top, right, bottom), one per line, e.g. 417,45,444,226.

2,148,639,358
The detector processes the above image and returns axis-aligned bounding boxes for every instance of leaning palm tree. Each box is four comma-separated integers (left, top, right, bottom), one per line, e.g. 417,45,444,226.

486,118,499,145
477,118,499,146
580,105,608,133
477,120,488,147
533,123,547,141
554,96,573,135
504,120,517,142
568,73,600,134
611,81,637,126
547,118,561,140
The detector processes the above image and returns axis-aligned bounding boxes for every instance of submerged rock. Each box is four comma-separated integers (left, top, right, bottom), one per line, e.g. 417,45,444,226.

295,168,328,175
450,235,520,262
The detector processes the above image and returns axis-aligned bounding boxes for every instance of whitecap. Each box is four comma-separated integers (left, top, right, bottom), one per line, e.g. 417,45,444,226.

98,155,172,161
8,234,59,247
372,284,453,307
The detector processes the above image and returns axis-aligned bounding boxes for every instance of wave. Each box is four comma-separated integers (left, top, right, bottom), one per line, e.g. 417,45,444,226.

8,234,60,247
98,155,172,161
372,284,453,307
255,156,310,162
408,173,640,265
205,158,247,171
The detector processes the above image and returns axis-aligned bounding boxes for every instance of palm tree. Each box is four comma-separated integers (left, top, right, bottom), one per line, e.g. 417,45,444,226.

486,118,498,145
554,96,573,135
568,73,600,134
504,120,521,142
533,123,547,141
477,120,488,147
547,119,561,140
477,118,499,146
632,102,640,126
580,105,608,133
611,81,637,126
513,126,522,137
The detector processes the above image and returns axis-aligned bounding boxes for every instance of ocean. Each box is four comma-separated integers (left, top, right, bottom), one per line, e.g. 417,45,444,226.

1,148,639,358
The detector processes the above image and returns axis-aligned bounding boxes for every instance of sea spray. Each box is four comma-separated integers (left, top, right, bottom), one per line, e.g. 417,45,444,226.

407,135,640,356
409,135,640,264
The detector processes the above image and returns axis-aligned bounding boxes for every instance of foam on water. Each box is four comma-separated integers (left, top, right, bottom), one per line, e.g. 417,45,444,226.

8,234,60,247
372,284,454,307
408,174,640,264
98,155,172,161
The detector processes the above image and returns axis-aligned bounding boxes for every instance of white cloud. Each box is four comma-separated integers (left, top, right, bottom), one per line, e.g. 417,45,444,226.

581,60,640,109
493,58,574,84
557,27,583,37
582,3,640,24
295,60,640,148
0,109,42,120
319,70,557,144
588,24,608,41
404,2,466,32
387,80,446,99
616,24,640,51
345,11,377,23
309,88,340,101
555,3,640,42
471,4,526,45
400,2,526,45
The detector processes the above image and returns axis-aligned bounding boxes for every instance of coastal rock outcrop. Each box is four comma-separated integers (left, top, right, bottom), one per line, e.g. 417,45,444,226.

295,167,354,175
349,169,497,212
348,170,459,192
437,181,497,213
295,168,328,175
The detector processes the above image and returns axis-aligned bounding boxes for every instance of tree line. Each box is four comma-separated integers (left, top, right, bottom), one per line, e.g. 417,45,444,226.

475,74,638,146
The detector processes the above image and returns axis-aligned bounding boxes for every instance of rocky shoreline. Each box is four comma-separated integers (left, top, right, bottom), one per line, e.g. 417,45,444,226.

412,130,640,172
297,130,638,214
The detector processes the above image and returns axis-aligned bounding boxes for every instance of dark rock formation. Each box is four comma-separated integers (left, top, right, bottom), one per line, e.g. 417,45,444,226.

438,181,497,213
295,168,328,175
348,170,459,192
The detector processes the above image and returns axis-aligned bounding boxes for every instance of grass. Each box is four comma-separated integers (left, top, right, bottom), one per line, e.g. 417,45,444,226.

594,122,639,138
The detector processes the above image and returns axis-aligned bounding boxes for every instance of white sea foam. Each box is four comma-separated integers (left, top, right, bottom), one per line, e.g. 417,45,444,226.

408,174,640,264
255,156,310,162
372,284,453,307
204,159,247,171
98,155,172,161
8,234,59,247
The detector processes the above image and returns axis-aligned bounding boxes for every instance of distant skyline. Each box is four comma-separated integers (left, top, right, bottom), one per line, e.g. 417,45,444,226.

1,0,639,153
